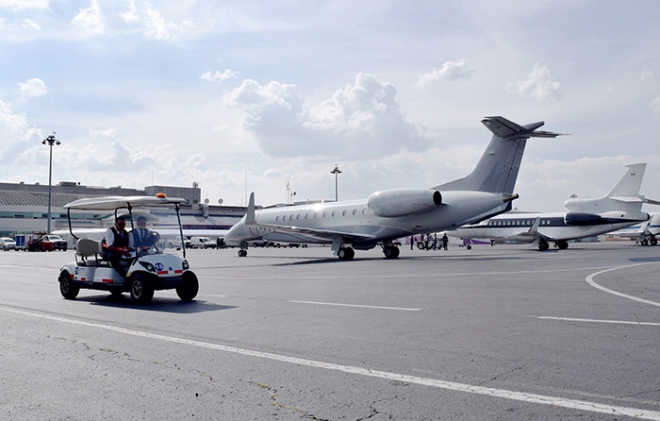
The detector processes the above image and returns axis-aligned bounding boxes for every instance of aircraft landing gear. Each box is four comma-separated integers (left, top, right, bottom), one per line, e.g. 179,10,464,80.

238,242,248,257
538,239,550,251
556,240,569,250
337,246,355,261
383,244,400,259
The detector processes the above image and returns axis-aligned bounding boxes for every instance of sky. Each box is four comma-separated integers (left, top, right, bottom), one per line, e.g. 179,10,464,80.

1,0,660,212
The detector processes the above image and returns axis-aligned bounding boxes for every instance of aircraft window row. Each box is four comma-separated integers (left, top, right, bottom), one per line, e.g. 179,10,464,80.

488,218,562,227
489,219,535,226
274,208,369,222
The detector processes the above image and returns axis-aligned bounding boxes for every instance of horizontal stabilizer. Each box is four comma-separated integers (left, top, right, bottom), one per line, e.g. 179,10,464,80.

644,198,660,206
610,196,644,203
481,116,565,139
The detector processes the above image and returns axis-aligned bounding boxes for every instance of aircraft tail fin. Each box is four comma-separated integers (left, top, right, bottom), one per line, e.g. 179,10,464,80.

565,163,657,217
434,116,564,194
246,192,256,225
606,163,646,199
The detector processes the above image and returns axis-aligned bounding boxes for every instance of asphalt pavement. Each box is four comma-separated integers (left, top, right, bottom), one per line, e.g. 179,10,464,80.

1,241,660,420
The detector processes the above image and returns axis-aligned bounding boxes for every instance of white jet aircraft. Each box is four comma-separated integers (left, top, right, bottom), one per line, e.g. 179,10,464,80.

448,163,660,251
224,116,563,260
607,212,660,246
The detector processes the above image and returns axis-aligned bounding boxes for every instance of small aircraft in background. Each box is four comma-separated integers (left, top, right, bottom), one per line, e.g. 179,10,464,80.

225,116,563,260
448,163,659,251
607,212,660,246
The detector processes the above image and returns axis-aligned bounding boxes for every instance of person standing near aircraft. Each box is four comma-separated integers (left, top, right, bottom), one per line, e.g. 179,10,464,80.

103,216,134,277
442,233,448,250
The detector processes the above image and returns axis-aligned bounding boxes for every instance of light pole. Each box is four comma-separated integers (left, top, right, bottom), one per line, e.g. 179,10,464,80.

42,133,61,233
330,165,342,201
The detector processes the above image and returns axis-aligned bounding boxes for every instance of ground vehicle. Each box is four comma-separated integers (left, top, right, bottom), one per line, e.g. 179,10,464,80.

37,234,68,251
57,194,199,304
188,236,216,249
14,234,27,251
0,237,16,250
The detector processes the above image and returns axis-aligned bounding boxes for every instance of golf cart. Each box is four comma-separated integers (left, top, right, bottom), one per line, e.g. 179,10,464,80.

58,194,199,304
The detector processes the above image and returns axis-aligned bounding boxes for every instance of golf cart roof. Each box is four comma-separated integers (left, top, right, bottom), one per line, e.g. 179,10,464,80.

64,195,187,211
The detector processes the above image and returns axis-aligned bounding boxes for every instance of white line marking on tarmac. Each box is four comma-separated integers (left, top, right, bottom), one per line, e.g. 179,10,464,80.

291,300,422,311
538,316,660,327
203,266,614,281
2,305,660,420
585,263,660,308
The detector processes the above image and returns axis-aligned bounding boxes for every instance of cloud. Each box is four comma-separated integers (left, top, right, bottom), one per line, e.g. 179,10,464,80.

0,100,29,132
651,96,660,115
200,69,239,83
21,19,40,30
641,68,655,83
0,100,37,164
0,0,49,10
18,78,47,99
89,128,117,139
121,0,173,40
415,59,475,87
224,73,431,159
71,0,104,36
508,63,561,100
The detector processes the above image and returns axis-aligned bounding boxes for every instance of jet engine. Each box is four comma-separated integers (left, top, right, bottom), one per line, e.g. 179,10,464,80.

565,211,649,226
367,189,442,218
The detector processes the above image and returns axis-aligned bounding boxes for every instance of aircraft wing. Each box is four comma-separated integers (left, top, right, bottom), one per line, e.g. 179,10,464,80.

249,221,378,242
503,217,547,243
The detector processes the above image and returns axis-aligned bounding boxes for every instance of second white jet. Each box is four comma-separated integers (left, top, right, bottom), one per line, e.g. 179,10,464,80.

448,163,659,250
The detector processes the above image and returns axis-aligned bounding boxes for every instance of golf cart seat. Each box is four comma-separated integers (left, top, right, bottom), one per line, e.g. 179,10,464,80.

75,238,105,267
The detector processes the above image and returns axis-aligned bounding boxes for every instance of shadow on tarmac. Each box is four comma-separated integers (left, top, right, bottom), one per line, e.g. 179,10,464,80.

73,294,236,313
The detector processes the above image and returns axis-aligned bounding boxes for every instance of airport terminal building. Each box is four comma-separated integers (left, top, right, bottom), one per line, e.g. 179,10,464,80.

0,181,246,238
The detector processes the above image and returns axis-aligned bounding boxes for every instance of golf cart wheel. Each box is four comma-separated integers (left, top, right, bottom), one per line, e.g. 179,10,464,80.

129,274,154,304
176,271,199,301
59,271,79,299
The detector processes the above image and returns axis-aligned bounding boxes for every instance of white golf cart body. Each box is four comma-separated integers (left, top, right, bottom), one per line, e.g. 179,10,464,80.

58,195,199,303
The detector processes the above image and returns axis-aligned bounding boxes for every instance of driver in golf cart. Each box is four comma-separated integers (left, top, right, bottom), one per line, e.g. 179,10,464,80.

102,216,134,278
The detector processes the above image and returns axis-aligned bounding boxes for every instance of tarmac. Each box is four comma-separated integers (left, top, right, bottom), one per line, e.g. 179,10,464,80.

1,241,660,420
